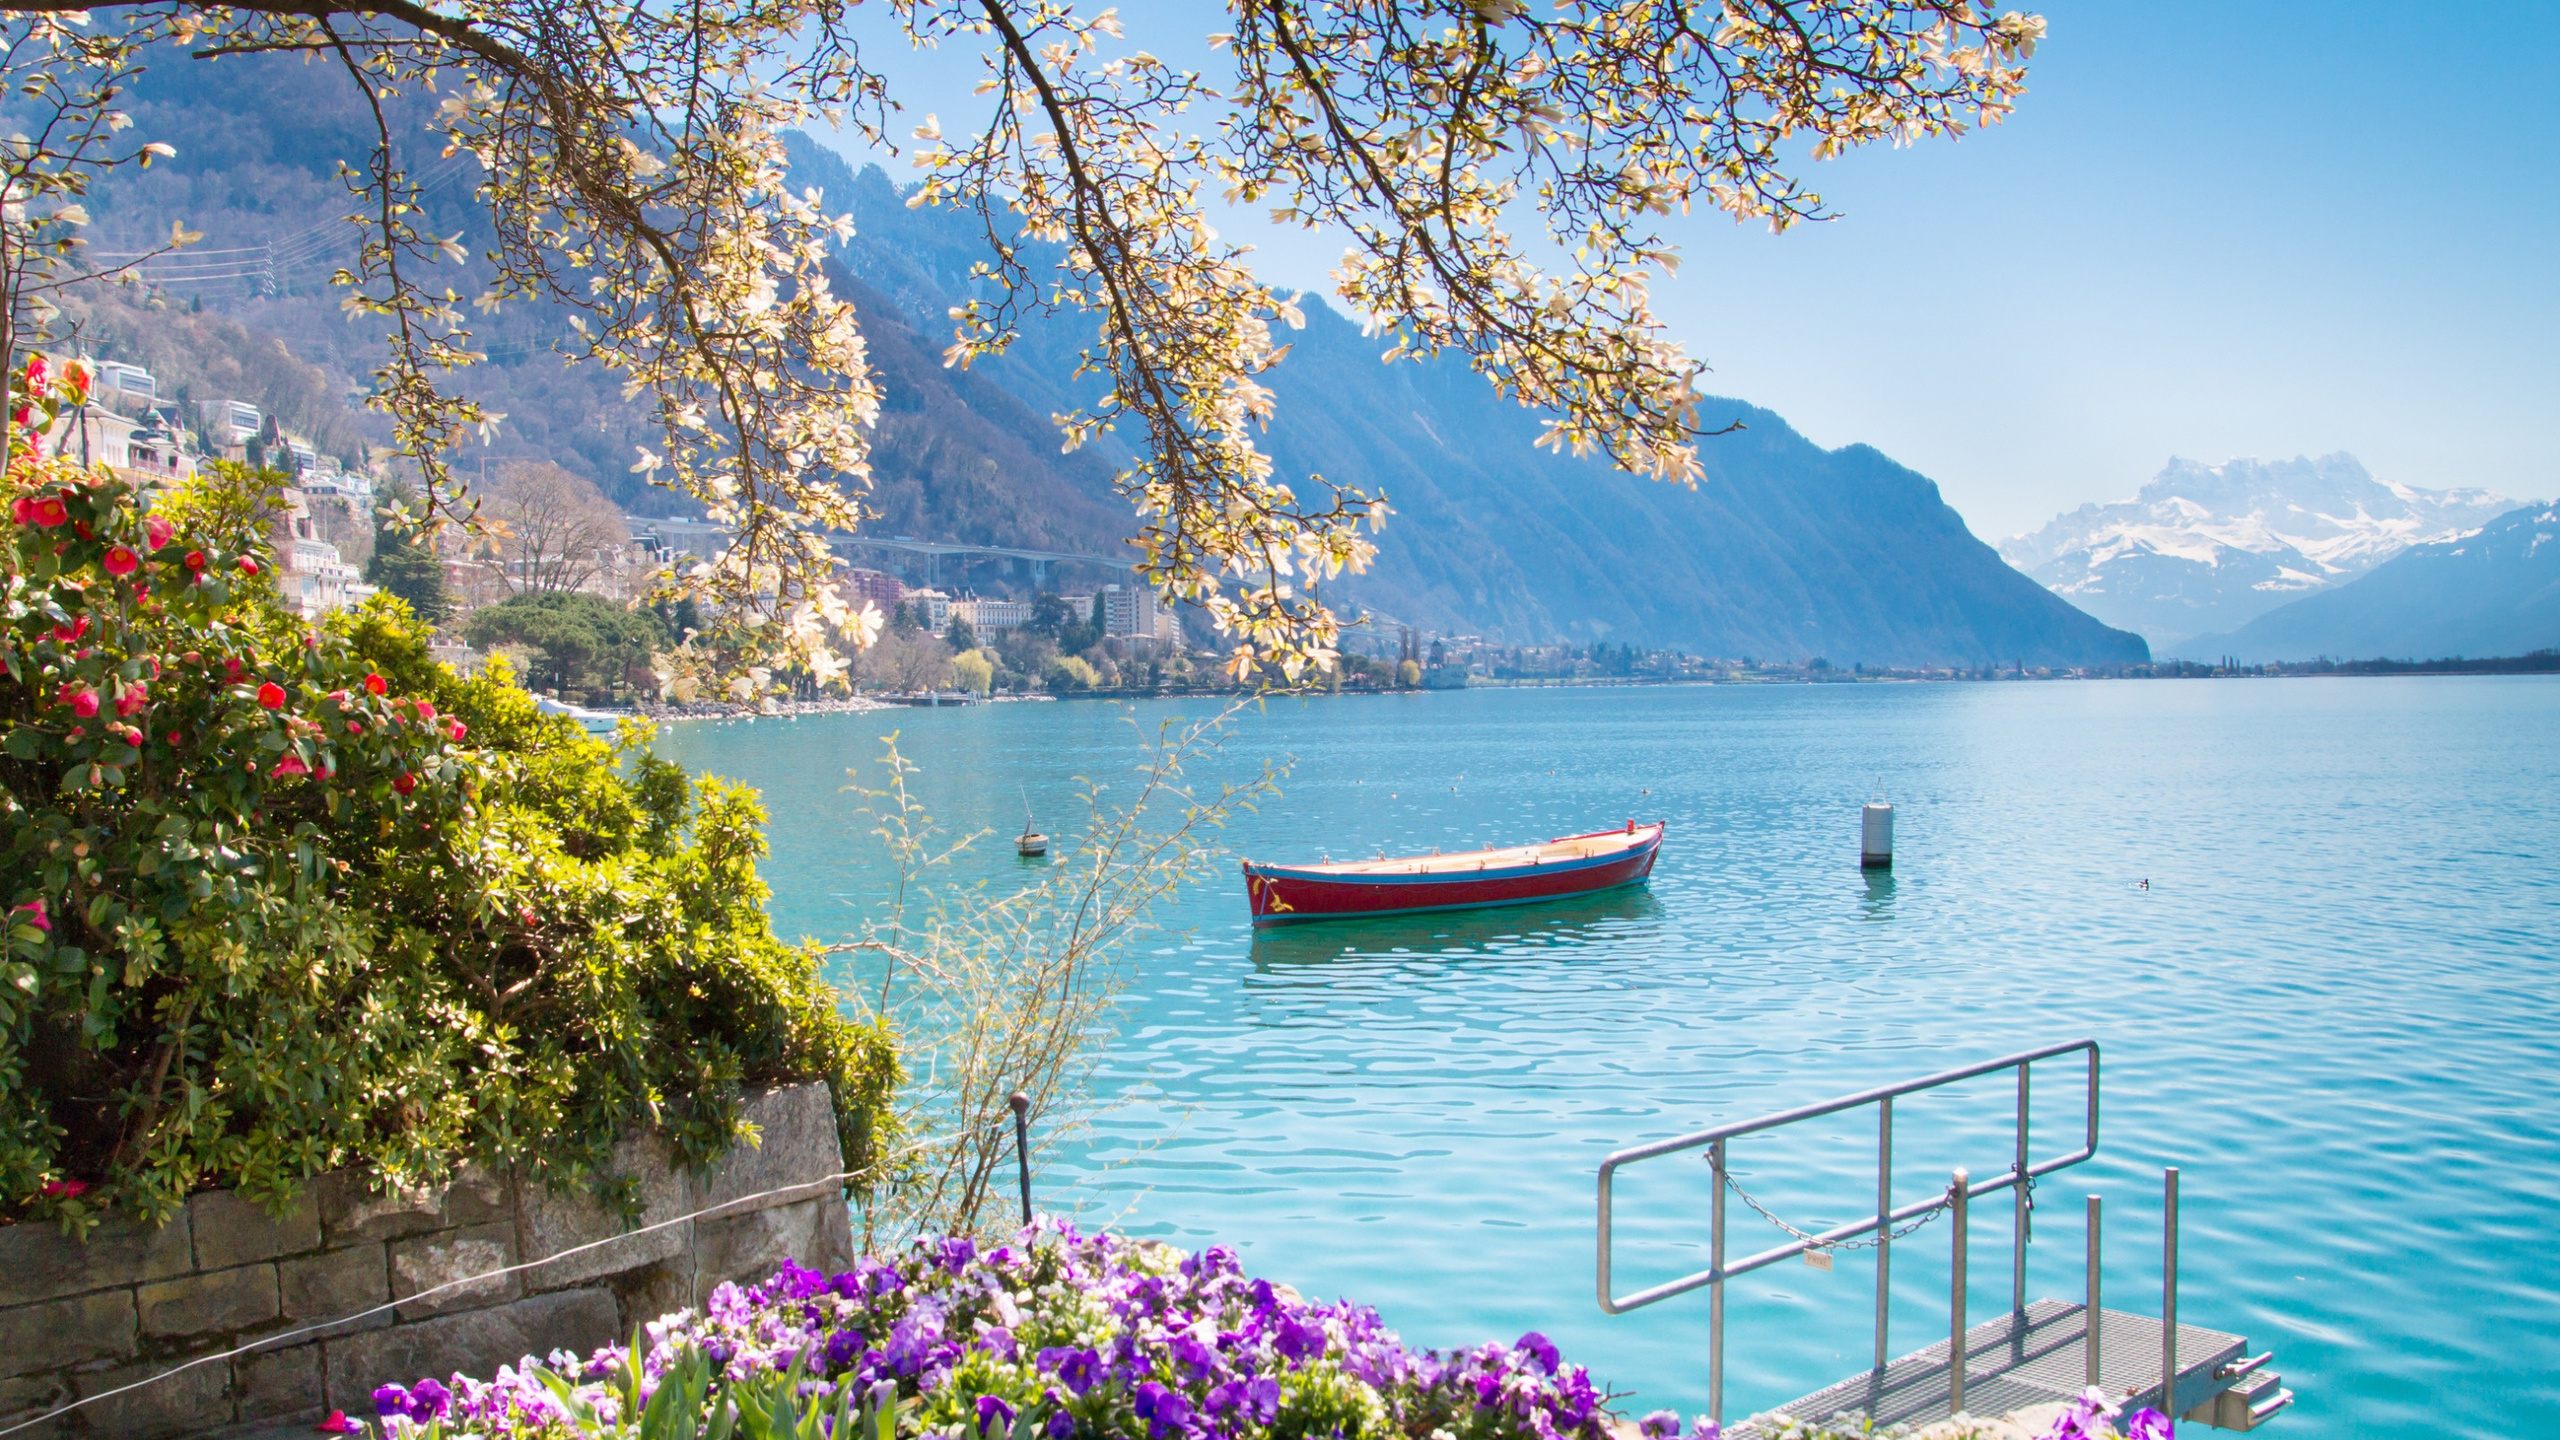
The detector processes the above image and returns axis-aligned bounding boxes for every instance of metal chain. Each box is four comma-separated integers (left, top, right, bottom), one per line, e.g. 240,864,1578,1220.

1716,1163,1954,1255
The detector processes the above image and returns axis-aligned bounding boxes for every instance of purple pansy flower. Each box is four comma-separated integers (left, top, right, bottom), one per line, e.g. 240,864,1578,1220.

975,1395,1017,1438
2122,1409,2173,1440
1132,1381,1193,1440
1038,1346,1105,1396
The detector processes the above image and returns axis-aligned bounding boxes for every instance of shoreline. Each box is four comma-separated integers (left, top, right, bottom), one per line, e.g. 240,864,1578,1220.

598,656,2560,726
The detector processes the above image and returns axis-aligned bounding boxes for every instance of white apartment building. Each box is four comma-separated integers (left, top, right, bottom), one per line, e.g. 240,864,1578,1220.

276,489,374,620
199,399,261,447
1095,583,1180,642
92,360,157,406
905,587,953,632
953,596,1033,632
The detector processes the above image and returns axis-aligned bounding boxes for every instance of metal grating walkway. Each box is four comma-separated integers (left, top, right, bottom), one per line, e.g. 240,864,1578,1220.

1729,1299,2247,1436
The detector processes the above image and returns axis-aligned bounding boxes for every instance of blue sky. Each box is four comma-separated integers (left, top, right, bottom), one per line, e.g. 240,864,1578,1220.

819,2,2560,539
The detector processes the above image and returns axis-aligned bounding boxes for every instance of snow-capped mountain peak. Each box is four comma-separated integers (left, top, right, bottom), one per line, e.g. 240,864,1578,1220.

2000,454,2512,652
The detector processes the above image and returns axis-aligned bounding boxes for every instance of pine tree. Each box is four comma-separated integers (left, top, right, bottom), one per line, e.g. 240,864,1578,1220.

366,484,451,626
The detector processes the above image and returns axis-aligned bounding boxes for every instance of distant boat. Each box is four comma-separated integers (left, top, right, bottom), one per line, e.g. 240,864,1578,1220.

1017,787,1049,857
533,694,622,735
1241,821,1663,927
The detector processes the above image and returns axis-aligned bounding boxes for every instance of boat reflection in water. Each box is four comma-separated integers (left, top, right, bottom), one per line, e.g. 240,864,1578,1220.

1244,883,1665,969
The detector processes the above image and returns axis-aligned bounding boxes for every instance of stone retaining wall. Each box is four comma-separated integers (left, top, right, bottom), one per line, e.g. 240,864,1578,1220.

0,1083,856,1439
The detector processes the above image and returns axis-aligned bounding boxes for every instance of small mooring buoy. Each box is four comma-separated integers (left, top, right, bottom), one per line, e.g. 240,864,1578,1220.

1861,800,1894,869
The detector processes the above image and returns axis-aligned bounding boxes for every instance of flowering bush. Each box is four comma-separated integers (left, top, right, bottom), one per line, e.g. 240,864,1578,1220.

358,1224,2179,1440
366,1224,1628,1440
2,357,893,1229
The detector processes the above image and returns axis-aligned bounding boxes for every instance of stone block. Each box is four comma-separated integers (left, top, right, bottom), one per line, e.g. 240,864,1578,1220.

314,1163,508,1248
697,1083,845,1211
0,1212,192,1309
390,1223,518,1321
443,1164,514,1228
693,1196,848,1295
605,1257,695,1334
234,1342,326,1425
323,1288,619,1412
0,1371,73,1434
0,1288,138,1373
313,1173,448,1247
189,1190,322,1270
71,1353,235,1440
517,1132,690,1293
138,1263,280,1339
277,1244,390,1334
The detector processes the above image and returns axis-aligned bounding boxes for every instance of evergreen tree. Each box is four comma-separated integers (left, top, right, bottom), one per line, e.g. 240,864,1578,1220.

943,613,978,653
366,482,452,626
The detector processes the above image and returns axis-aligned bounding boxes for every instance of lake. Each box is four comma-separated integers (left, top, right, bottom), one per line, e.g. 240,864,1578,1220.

656,678,2560,1436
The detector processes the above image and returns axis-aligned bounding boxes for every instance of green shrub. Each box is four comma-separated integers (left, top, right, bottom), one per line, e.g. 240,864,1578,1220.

1042,654,1098,692
2,381,894,1231
464,591,669,697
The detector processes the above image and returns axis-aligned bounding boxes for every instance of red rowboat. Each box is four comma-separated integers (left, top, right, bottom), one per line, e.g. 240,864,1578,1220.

1240,821,1664,927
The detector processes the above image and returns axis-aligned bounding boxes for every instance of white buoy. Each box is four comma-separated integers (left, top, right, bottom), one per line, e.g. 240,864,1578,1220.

1861,801,1894,869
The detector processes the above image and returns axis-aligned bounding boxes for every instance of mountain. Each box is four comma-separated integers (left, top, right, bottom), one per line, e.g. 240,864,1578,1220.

802,144,2144,667
2000,455,2512,653
2186,502,2560,663
58,54,2145,667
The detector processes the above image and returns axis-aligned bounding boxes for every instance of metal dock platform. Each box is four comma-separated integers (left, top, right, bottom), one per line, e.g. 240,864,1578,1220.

1733,1299,2286,1435
1597,1040,2296,1434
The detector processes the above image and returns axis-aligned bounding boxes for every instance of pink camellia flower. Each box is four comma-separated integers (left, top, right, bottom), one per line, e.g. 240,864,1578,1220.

364,673,387,696
39,1178,85,1200
391,773,418,796
11,899,47,932
327,689,350,705
26,355,48,392
346,720,364,736
224,657,245,680
50,616,87,643
115,683,148,718
102,545,140,576
145,516,175,551
415,700,437,721
167,730,183,745
8,495,30,524
237,555,260,575
257,682,287,710
63,359,90,399
31,496,67,527
60,686,101,719
446,719,468,742
270,755,311,779
184,550,206,571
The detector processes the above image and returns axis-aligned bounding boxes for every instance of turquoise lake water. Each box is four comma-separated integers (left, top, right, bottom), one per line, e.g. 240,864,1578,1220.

656,679,2560,1436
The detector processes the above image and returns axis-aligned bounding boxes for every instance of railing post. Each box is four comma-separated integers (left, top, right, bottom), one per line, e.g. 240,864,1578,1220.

1710,1137,1728,1426
1010,1092,1034,1227
2161,1167,2180,1434
2014,1063,2031,1315
1874,1096,1894,1372
2086,1194,2103,1388
1949,1168,1970,1416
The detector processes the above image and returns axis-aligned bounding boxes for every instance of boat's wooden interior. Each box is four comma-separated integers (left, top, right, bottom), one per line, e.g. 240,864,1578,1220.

1276,824,1659,877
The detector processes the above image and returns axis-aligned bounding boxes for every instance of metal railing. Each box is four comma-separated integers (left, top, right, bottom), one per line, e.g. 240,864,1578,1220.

1597,1039,2100,1423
